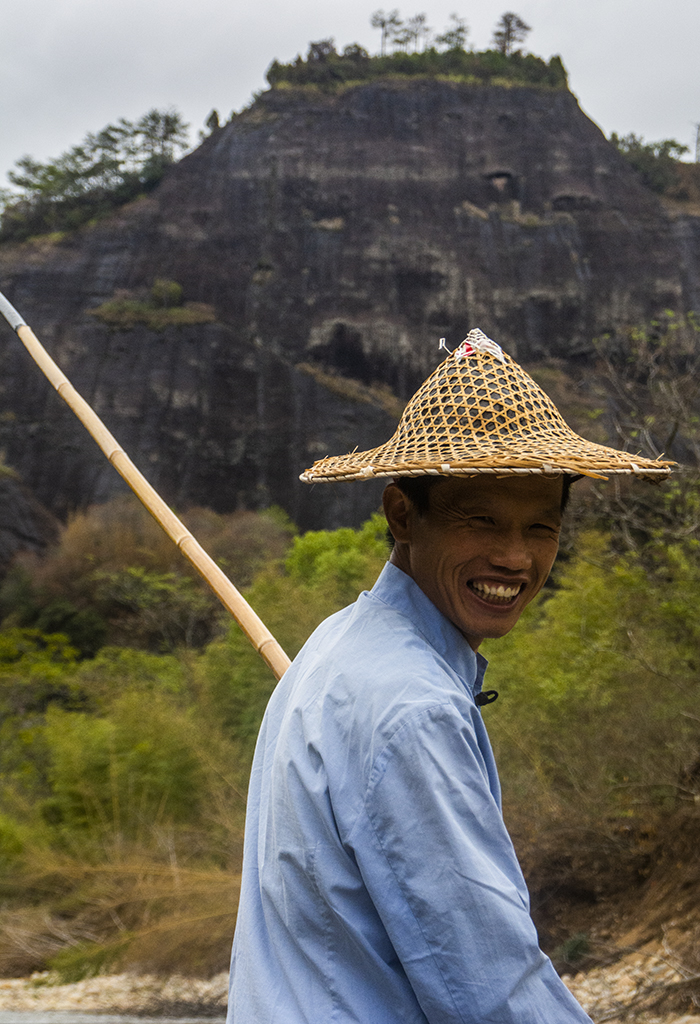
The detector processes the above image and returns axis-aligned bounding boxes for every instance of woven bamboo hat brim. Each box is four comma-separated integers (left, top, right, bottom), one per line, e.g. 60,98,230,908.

300,330,674,483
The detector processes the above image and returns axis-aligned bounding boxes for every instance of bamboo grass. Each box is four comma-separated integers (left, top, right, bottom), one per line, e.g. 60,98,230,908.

0,292,290,681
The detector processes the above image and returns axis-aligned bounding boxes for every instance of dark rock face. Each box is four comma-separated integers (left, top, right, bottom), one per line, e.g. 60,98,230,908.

1,80,698,529
0,473,59,574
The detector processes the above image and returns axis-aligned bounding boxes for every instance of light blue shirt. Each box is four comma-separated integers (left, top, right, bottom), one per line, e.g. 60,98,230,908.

228,562,591,1023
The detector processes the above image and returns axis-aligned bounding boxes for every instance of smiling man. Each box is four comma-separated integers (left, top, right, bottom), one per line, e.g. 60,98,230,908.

385,474,564,649
227,331,672,1024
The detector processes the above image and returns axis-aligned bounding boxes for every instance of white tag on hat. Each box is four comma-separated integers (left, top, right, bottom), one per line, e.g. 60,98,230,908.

455,329,506,363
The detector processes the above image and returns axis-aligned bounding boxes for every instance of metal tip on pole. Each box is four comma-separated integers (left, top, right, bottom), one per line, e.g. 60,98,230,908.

0,291,26,332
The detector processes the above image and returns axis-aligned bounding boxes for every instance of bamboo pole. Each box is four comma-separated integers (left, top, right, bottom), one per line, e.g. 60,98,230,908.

0,291,291,681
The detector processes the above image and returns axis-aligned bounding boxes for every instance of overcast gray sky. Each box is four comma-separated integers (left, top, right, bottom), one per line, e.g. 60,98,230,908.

1,0,699,184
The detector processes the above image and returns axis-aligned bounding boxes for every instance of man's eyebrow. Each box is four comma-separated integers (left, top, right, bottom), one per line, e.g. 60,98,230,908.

446,500,493,515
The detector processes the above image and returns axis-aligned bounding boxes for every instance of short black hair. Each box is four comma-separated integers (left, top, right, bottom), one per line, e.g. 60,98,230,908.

392,473,578,517
392,476,441,515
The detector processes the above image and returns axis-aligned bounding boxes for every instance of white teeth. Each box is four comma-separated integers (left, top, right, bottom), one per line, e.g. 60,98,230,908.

471,581,520,601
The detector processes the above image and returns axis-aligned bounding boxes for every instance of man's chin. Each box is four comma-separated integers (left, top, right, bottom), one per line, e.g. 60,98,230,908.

457,607,525,649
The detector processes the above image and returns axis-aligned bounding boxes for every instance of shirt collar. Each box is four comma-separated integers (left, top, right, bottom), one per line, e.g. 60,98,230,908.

370,561,488,701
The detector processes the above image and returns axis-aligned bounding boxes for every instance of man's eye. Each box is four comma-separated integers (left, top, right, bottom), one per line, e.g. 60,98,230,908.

531,522,559,533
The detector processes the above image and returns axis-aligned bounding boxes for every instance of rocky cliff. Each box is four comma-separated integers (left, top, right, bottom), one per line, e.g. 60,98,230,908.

1,79,699,529
0,471,58,573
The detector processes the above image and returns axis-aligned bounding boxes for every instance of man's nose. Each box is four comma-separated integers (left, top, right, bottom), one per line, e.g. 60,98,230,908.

488,530,532,570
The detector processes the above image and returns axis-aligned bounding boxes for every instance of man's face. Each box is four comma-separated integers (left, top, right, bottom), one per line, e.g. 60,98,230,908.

384,475,563,650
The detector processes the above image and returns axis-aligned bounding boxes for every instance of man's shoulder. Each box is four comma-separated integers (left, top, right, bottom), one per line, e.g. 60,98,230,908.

283,573,471,729
303,578,439,673
259,566,485,826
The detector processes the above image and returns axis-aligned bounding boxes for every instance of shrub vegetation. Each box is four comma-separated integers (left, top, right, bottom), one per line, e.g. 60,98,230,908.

88,281,216,332
609,131,700,200
266,41,567,92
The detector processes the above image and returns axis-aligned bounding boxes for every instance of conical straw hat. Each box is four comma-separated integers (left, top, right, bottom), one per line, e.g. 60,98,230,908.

300,330,674,483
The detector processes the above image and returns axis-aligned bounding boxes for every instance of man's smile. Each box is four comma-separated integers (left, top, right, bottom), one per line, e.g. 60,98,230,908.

467,579,525,605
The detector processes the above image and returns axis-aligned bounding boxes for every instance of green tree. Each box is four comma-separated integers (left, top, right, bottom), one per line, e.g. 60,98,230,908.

1,109,190,241
150,278,183,307
392,24,413,52
406,13,430,52
370,9,402,56
135,108,189,162
342,43,371,62
204,109,220,133
609,132,688,194
91,567,216,652
492,12,531,55
307,38,337,62
435,12,469,50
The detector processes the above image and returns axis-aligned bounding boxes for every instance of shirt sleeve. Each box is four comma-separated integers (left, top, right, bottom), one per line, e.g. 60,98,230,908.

350,702,592,1024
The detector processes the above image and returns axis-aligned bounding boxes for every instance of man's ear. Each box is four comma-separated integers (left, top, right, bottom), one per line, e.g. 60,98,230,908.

383,484,412,544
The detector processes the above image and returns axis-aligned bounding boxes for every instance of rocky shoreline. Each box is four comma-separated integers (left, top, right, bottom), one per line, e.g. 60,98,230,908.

562,941,700,1024
0,951,698,1022
0,973,228,1018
